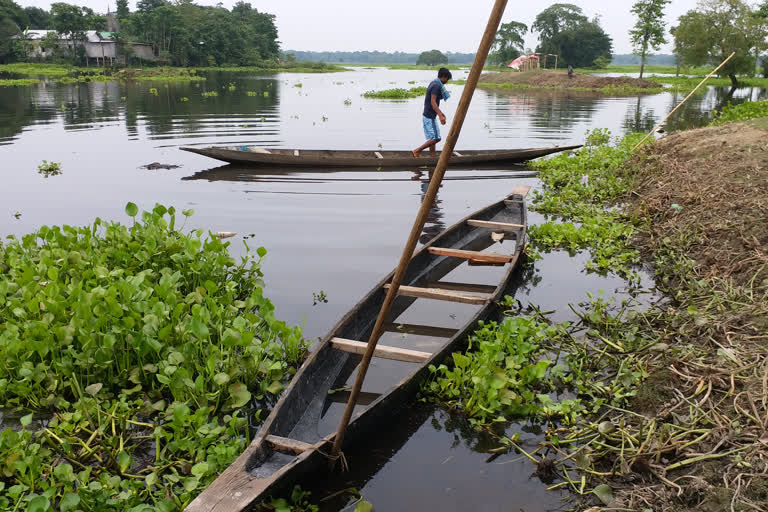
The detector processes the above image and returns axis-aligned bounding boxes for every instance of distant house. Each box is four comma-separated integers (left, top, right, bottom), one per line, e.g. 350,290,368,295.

17,30,154,65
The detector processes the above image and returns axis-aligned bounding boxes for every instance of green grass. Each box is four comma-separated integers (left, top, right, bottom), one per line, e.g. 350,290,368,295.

362,86,427,99
575,64,713,75
478,81,664,96
0,203,308,511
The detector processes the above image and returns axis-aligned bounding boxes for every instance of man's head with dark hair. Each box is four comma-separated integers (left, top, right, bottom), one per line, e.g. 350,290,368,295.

437,67,452,83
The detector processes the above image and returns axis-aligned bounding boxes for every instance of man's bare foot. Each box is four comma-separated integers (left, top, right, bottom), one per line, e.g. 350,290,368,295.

411,149,420,158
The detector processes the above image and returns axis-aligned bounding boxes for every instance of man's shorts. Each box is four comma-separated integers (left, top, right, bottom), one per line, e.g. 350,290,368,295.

422,115,441,141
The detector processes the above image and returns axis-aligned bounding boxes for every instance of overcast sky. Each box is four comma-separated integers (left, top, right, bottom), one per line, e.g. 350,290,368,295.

16,0,702,54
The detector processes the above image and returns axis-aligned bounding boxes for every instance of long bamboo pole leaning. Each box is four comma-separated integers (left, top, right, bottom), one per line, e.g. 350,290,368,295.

631,51,736,151
329,0,509,465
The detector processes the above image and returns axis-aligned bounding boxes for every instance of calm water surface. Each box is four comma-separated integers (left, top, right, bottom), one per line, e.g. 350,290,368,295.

0,68,760,510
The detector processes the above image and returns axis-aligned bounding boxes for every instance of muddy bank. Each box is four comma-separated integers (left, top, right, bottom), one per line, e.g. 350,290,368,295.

478,70,660,91
611,119,768,510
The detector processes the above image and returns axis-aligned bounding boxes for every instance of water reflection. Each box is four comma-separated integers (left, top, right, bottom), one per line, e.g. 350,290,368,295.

410,168,446,244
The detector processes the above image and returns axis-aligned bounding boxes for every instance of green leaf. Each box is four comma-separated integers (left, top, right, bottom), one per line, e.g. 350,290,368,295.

228,383,251,408
257,246,267,258
60,493,80,512
593,483,614,505
20,413,33,427
354,501,375,512
125,202,139,217
213,373,230,386
182,208,194,217
145,471,158,488
118,450,132,473
85,383,103,396
27,495,51,512
191,462,209,477
190,318,209,339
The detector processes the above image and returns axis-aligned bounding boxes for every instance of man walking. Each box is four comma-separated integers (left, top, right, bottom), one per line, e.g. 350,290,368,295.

412,67,452,158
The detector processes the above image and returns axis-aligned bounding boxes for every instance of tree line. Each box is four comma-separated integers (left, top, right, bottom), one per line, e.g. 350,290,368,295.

489,0,768,85
0,0,281,66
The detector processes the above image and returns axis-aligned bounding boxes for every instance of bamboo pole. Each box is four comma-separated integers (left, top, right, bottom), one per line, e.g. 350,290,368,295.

329,0,509,465
631,51,736,151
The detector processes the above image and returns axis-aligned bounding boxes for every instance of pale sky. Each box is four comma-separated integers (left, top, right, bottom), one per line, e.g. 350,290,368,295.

16,0,704,54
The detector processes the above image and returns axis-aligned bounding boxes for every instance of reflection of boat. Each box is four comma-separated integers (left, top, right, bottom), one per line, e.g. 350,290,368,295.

180,145,581,167
186,187,530,512
181,164,539,183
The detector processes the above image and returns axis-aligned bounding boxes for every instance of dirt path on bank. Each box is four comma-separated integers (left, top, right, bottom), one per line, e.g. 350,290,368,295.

478,70,659,90
612,120,768,511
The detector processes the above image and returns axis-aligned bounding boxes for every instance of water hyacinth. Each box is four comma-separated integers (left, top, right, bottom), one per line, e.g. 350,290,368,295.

0,203,308,510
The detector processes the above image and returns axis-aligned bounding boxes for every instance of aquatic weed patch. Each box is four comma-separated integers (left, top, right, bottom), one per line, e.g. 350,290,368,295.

423,295,651,431
710,99,768,126
0,203,308,510
0,78,40,87
526,130,646,278
362,87,426,99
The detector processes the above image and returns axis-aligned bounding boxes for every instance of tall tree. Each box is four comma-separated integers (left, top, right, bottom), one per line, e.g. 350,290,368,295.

532,5,613,68
51,2,86,61
490,21,527,65
416,49,448,66
116,0,129,20
24,6,50,29
630,0,671,78
0,17,20,63
532,3,587,55
672,0,768,86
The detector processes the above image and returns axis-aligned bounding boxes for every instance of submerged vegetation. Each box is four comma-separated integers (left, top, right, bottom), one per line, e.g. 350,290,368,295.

0,204,308,510
362,87,427,99
0,78,40,87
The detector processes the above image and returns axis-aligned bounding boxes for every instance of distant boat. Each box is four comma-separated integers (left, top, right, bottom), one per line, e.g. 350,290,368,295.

184,186,531,512
180,145,581,168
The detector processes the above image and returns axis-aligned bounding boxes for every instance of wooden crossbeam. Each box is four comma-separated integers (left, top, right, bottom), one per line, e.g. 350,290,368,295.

384,284,490,305
468,259,506,267
326,390,382,406
508,185,531,197
331,337,432,363
426,281,497,294
374,151,384,159
467,219,524,231
427,246,512,264
384,322,459,338
265,435,314,455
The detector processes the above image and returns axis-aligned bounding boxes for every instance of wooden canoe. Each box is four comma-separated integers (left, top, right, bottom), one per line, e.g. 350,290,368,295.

186,186,530,512
180,145,581,167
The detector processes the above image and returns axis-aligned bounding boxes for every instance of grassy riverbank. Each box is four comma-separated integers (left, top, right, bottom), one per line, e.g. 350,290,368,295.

0,204,308,511
425,103,768,509
0,62,346,85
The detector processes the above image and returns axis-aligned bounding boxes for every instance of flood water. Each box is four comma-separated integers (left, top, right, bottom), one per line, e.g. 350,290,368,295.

0,68,762,510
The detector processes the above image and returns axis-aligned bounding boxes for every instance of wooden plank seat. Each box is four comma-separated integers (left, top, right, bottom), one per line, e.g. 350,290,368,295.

426,281,497,294
384,322,459,338
427,246,512,264
265,435,314,455
330,337,432,363
384,284,490,305
466,219,524,231
326,390,382,406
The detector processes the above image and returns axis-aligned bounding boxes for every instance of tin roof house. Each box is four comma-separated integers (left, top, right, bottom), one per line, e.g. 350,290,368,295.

17,29,154,65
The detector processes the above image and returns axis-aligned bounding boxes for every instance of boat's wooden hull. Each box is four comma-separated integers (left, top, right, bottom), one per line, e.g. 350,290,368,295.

186,189,529,512
180,145,581,168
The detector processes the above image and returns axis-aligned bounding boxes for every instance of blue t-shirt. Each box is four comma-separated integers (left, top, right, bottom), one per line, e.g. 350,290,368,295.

423,81,442,119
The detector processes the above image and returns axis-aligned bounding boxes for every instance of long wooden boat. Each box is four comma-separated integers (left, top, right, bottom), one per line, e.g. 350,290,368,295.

180,145,581,168
187,186,530,512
